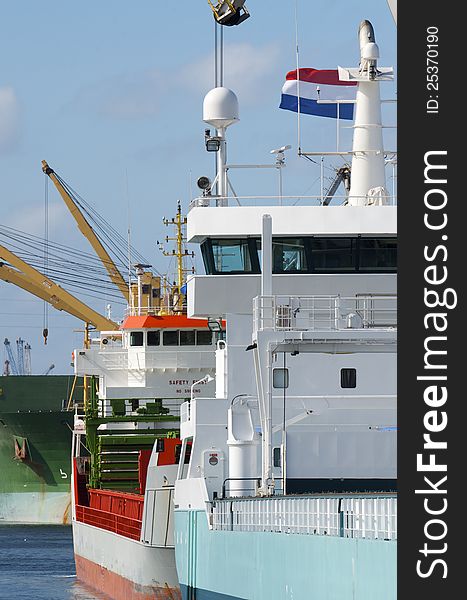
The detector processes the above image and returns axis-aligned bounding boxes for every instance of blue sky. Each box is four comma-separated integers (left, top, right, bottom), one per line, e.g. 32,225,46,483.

0,1,396,374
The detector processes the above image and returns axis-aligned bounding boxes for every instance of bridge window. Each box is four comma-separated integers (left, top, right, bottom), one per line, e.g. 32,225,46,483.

163,330,179,346
180,330,196,346
196,331,213,345
311,237,357,272
147,331,160,346
201,236,396,274
273,238,308,272
202,238,260,274
359,238,397,271
129,331,143,346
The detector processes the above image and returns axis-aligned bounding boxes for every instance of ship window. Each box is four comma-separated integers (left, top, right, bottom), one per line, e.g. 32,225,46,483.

163,330,179,346
129,331,144,346
359,237,397,271
180,330,196,346
209,238,260,274
311,238,357,271
273,238,308,272
147,331,160,346
341,368,357,388
196,330,213,345
175,441,192,465
152,288,160,298
142,284,151,294
273,447,281,467
201,236,397,275
273,368,289,389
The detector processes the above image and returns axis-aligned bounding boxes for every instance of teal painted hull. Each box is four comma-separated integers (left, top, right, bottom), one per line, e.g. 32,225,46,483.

175,510,396,600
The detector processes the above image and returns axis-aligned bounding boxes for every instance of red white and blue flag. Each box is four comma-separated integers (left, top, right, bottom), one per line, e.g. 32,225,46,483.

279,68,357,120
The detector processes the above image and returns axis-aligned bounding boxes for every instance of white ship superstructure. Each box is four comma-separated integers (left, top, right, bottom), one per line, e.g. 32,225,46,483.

174,17,397,600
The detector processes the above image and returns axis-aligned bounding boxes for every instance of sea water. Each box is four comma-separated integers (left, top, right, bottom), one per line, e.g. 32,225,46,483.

0,525,107,600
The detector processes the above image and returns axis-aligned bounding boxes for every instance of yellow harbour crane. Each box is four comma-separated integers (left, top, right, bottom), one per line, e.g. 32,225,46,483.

42,160,130,304
0,243,118,334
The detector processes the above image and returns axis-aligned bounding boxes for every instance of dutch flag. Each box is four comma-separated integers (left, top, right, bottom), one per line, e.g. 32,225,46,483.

279,68,357,120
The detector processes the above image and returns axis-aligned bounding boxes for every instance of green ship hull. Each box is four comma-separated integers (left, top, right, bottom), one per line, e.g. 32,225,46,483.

0,375,81,524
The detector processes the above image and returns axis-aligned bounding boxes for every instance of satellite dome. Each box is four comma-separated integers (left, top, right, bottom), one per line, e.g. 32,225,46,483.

203,87,239,129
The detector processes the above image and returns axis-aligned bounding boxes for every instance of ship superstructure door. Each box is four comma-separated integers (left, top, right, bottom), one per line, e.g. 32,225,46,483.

202,448,225,498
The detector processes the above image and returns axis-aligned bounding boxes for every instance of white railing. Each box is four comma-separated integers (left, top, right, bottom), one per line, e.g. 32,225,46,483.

97,349,215,371
254,294,397,333
180,401,190,424
189,193,397,209
212,494,397,541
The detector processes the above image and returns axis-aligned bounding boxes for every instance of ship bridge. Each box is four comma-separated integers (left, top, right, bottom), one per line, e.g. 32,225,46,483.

186,203,396,318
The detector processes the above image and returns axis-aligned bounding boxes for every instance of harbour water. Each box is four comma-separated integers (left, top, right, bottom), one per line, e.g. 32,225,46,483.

0,525,107,600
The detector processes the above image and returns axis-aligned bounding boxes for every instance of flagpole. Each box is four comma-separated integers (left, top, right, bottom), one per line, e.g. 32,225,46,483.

337,102,340,151
294,0,301,153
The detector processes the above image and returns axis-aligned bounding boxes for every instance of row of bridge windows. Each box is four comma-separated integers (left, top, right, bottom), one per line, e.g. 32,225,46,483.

129,330,213,347
201,236,397,275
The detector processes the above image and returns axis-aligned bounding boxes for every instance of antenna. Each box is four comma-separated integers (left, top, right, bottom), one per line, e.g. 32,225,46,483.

203,87,240,204
270,145,291,204
294,0,302,154
160,202,195,314
125,169,133,312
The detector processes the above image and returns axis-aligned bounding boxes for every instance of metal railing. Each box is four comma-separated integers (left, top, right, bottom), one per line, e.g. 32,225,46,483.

189,193,397,209
95,348,215,371
212,494,397,541
97,397,182,419
254,294,397,333
75,504,142,541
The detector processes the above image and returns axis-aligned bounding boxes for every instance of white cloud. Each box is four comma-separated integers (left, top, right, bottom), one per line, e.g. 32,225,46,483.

0,86,20,153
176,42,281,104
69,42,280,120
69,70,163,120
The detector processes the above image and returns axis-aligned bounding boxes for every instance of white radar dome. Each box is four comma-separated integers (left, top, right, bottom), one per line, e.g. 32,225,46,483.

203,87,239,129
362,41,380,60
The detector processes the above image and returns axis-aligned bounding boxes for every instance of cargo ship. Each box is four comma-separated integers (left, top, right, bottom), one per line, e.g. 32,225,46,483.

172,8,397,600
70,207,218,599
70,3,398,599
0,374,81,524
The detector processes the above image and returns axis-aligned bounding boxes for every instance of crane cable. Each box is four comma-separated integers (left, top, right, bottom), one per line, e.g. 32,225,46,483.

43,175,49,345
53,173,162,280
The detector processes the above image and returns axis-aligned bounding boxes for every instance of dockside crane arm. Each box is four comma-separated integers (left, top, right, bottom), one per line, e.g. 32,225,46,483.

42,160,130,304
0,244,118,331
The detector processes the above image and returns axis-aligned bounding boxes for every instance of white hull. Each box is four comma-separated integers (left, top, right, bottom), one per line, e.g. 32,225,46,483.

73,519,180,600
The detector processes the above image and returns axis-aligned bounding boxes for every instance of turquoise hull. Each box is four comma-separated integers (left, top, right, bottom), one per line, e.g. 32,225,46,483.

175,510,396,600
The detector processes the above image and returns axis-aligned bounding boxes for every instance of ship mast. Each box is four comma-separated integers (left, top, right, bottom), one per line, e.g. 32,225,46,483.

340,20,394,206
160,201,194,314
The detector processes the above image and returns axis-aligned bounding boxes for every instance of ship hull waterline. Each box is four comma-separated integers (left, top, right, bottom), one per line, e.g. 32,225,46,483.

0,376,78,524
73,520,181,600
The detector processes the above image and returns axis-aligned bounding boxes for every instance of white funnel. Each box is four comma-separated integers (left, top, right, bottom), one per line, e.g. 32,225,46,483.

347,20,390,206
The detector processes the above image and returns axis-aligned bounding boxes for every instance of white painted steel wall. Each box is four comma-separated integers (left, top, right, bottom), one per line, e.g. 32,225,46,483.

188,274,396,318
187,205,396,241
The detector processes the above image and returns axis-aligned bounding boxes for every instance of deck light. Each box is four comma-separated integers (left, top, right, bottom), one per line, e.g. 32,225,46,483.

207,318,223,333
205,136,221,152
